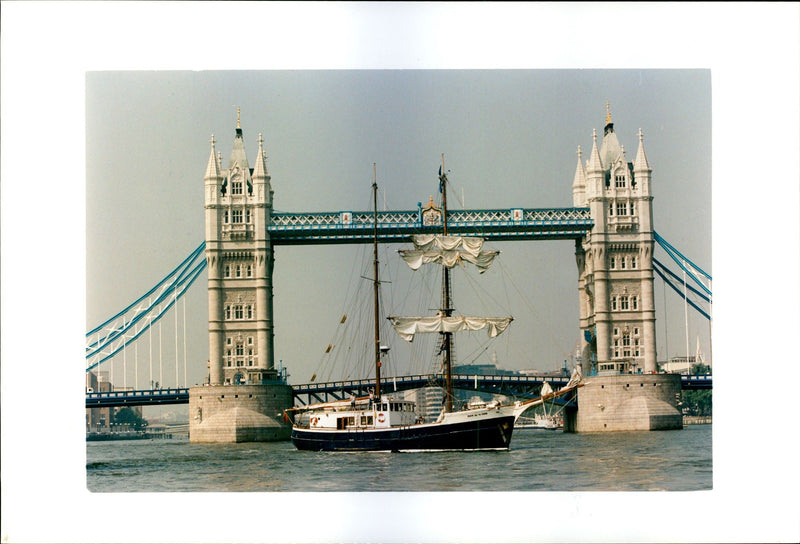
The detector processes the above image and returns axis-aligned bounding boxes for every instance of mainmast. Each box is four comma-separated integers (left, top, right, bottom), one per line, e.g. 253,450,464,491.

440,154,454,413
388,156,513,412
373,164,382,400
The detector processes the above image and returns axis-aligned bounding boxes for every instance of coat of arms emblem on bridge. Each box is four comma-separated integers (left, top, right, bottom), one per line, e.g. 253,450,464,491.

421,196,443,226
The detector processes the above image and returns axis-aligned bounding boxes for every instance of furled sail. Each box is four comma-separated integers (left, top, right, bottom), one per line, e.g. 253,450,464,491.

389,315,513,342
398,235,499,273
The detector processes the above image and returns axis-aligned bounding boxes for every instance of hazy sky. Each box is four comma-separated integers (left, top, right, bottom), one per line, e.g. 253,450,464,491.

2,3,799,544
85,69,712,389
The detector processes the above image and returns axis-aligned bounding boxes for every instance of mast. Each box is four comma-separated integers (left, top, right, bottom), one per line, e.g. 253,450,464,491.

373,164,381,399
440,154,454,413
388,156,512,411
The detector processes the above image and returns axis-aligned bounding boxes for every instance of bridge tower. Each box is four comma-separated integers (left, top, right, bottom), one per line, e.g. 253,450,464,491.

190,112,291,443
204,112,277,386
568,106,681,432
574,105,658,374
572,105,656,373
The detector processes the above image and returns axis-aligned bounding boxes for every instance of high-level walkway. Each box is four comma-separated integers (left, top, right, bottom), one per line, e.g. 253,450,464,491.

268,207,593,244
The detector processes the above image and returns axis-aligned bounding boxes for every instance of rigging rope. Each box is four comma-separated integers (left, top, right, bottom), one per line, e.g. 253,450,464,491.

495,257,572,361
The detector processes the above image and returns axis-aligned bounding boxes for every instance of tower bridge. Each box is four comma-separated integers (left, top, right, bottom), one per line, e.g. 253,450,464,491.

87,106,712,441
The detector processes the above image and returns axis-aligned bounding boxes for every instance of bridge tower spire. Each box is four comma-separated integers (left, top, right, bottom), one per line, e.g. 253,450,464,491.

572,145,587,207
575,106,658,374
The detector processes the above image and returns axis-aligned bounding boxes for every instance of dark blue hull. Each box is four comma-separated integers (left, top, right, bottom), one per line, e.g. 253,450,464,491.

291,414,515,451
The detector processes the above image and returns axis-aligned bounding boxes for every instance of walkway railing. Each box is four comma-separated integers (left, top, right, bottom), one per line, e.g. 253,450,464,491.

269,207,593,244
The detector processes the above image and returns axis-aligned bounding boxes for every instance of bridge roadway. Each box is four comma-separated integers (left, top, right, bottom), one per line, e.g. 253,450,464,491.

85,373,712,408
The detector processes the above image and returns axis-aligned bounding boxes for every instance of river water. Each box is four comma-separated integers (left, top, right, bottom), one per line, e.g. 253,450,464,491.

86,424,711,492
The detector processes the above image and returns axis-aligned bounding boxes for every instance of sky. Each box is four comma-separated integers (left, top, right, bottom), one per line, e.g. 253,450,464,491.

2,3,799,544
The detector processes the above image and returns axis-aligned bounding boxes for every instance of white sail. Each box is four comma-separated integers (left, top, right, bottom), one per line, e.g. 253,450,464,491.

389,315,513,342
398,234,499,273
561,365,583,390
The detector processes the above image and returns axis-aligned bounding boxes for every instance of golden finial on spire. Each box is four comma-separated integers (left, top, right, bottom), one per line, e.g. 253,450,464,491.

237,107,241,129
605,101,612,125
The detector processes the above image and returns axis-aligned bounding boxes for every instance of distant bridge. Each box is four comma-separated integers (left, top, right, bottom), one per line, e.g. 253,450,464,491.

85,373,711,409
86,388,190,409
291,373,570,406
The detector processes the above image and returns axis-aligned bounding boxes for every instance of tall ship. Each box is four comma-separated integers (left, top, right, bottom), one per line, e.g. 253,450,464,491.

287,161,582,451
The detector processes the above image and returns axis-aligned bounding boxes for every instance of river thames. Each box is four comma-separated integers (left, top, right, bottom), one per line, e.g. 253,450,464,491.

11,420,793,543
87,424,711,492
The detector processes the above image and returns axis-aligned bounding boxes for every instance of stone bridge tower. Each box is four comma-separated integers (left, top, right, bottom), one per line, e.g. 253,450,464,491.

567,106,681,433
204,112,277,386
190,112,291,443
573,105,657,374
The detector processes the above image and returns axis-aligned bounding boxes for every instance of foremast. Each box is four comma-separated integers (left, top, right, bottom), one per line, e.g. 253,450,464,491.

372,164,382,400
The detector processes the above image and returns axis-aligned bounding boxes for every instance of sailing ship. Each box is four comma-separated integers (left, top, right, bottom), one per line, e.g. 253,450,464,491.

287,161,582,451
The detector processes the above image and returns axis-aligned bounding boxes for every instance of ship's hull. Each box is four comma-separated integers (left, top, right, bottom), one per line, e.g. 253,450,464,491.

291,412,515,452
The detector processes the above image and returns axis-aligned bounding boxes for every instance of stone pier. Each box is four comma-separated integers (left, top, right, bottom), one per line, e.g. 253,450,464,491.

189,384,293,443
565,373,683,432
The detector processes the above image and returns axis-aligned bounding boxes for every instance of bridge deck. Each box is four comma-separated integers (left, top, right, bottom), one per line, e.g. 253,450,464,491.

85,374,711,408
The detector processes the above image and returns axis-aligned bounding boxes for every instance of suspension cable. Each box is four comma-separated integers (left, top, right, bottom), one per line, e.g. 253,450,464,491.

86,259,206,372
653,263,711,320
654,232,711,295
87,241,205,336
